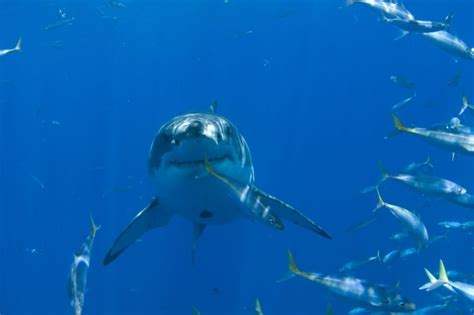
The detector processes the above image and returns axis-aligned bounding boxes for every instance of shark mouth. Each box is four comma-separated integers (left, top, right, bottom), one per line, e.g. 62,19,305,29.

168,155,231,168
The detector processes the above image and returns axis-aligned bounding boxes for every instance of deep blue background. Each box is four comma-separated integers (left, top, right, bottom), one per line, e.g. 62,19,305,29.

0,0,473,314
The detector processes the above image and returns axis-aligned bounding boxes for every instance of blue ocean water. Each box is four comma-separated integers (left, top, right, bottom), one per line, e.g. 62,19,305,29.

0,0,473,314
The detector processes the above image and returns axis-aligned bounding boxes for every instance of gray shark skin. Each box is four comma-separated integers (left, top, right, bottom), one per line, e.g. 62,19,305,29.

103,106,330,265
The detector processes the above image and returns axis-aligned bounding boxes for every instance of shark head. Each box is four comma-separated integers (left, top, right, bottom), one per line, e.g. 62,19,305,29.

148,112,254,182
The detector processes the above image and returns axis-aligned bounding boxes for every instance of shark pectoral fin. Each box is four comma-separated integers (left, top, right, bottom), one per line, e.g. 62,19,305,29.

103,198,171,266
253,187,331,239
192,223,206,264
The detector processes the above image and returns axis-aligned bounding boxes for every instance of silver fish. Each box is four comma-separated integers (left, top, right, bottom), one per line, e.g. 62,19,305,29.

68,215,100,315
390,232,409,241
339,251,381,273
345,0,414,20
391,93,416,112
392,113,474,156
383,14,452,34
422,31,474,60
378,162,466,197
286,251,416,312
438,221,462,229
401,156,433,175
0,38,21,56
390,75,416,89
374,188,429,250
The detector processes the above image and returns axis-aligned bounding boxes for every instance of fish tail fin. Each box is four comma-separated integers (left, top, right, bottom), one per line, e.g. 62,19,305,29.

376,250,381,261
377,161,390,180
89,212,101,236
373,187,385,212
425,155,434,168
419,260,451,291
438,259,449,283
460,93,474,115
14,37,22,51
391,112,409,132
419,267,444,291
287,250,301,275
459,95,469,115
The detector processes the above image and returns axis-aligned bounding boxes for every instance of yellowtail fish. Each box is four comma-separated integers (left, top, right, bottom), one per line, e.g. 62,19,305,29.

401,156,433,175
390,75,416,89
374,188,429,250
422,31,474,60
339,250,381,273
286,250,416,312
345,0,414,20
68,215,100,315
391,93,416,112
392,113,474,157
377,162,466,197
420,260,474,305
0,38,21,56
383,13,453,34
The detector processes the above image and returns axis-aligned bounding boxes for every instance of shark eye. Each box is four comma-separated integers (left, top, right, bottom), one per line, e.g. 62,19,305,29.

216,134,223,141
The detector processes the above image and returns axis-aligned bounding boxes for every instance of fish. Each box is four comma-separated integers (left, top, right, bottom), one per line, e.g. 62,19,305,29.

391,93,416,112
438,221,462,229
399,247,417,259
421,31,474,60
390,75,416,89
459,94,474,116
382,249,401,265
103,104,331,265
285,250,416,312
345,0,414,20
0,38,21,57
401,156,433,175
45,16,75,31
420,260,474,305
68,215,100,315
392,113,474,157
339,251,381,273
382,13,453,34
449,192,474,209
377,162,467,197
390,232,409,241
255,298,263,315
438,220,474,230
374,188,429,250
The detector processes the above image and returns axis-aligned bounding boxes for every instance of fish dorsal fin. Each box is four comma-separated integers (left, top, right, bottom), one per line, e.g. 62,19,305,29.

209,100,218,113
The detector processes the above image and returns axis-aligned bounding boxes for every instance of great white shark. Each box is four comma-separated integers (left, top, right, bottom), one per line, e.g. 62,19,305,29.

103,104,331,265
